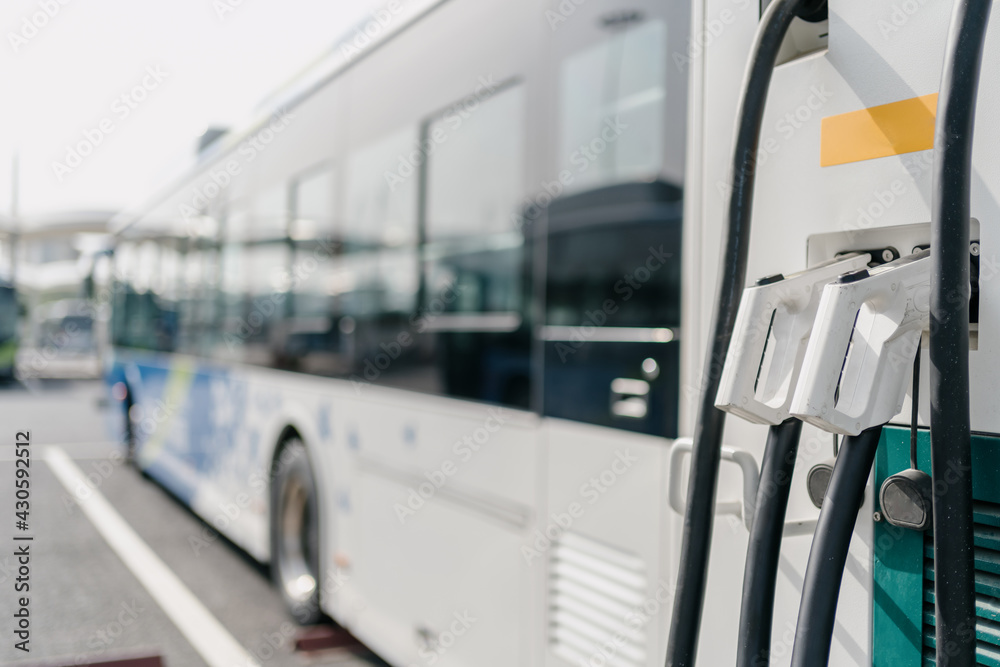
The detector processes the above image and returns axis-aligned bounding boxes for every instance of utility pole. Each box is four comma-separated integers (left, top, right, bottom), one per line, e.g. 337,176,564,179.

9,150,19,284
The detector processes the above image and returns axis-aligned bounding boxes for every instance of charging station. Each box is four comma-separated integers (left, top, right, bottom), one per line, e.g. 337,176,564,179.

672,0,1000,662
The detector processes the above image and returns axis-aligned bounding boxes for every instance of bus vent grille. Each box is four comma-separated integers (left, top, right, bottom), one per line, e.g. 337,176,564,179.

921,500,1000,665
548,531,649,667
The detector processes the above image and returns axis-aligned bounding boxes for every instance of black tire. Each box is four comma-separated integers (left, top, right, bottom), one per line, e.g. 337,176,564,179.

270,440,323,625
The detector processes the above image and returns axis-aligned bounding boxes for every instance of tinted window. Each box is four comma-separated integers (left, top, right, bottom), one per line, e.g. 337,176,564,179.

178,246,219,356
420,84,531,407
283,136,420,378
292,166,338,241
219,241,290,364
542,182,682,436
546,222,680,329
344,128,418,249
111,240,179,352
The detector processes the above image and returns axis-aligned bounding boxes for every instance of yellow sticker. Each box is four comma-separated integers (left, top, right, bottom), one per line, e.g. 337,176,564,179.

821,93,937,167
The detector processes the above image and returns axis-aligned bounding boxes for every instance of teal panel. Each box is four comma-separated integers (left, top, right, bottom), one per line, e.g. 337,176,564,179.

874,425,927,667
874,426,1000,665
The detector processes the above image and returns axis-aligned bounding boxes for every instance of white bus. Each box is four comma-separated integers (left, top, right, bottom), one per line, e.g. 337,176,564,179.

105,1,690,665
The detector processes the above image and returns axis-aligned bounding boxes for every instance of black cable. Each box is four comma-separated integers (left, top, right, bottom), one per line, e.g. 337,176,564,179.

663,1,812,663
929,0,990,661
911,337,921,470
736,418,802,667
789,424,884,667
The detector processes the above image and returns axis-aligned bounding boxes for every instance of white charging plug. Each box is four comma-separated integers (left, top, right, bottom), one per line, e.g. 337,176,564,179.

790,250,930,435
715,253,871,425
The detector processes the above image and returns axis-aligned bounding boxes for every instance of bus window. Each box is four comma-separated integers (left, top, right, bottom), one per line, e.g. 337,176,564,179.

247,185,288,241
542,181,681,436
291,165,337,241
287,130,421,384
422,84,530,407
243,243,290,366
111,241,134,348
559,19,667,193
216,196,291,366
425,84,525,241
285,166,341,373
179,245,219,357
218,237,290,366
219,238,247,361
345,127,418,251
112,239,179,353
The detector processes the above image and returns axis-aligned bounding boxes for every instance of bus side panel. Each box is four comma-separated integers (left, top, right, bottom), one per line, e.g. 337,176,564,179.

351,474,527,666
541,419,669,667
322,388,540,666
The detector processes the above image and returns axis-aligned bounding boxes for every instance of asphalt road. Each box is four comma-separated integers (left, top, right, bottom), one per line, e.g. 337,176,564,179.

0,379,388,667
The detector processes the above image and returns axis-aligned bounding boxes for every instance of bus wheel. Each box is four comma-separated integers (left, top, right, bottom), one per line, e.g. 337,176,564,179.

271,439,322,624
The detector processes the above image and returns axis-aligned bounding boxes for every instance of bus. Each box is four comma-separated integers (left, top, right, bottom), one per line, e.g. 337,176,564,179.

105,1,689,665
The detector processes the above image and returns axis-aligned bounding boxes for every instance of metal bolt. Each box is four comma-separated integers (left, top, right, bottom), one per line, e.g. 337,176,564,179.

873,511,883,522
971,241,981,257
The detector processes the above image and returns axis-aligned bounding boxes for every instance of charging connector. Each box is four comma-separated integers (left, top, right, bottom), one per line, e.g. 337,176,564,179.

716,253,870,425
790,250,930,435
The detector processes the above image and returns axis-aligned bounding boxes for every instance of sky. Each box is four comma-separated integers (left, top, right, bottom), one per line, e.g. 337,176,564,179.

0,0,383,224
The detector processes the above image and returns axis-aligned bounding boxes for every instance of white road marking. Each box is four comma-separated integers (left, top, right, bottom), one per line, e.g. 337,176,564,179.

0,442,121,461
45,446,261,667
